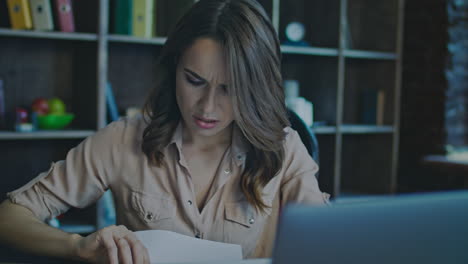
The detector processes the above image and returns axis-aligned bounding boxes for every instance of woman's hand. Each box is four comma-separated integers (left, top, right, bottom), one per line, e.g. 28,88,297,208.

73,225,150,264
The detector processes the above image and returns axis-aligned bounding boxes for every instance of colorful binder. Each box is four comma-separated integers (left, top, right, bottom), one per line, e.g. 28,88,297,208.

7,0,33,30
54,0,74,32
114,0,132,35
29,0,54,31
132,0,154,38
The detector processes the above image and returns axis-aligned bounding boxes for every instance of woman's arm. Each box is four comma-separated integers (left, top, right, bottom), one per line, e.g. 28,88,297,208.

0,200,81,260
0,200,149,264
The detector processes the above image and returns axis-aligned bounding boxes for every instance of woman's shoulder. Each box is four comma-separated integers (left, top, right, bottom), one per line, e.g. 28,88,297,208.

94,114,146,145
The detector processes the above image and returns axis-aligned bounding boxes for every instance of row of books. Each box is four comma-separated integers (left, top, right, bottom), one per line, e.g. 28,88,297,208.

112,0,196,38
6,0,75,32
3,0,197,38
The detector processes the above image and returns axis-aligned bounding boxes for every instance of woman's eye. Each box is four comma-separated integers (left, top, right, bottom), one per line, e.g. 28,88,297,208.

220,86,229,95
186,76,204,86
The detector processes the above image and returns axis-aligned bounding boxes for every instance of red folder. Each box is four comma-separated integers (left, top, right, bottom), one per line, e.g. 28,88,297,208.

54,0,74,32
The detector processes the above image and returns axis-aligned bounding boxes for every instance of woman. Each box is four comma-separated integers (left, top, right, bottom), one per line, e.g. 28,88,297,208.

0,0,329,263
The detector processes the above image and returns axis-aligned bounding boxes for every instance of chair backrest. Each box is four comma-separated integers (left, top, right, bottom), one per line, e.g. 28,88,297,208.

287,109,319,175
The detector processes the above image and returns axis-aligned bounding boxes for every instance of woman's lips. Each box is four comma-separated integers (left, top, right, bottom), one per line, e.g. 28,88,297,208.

193,116,220,129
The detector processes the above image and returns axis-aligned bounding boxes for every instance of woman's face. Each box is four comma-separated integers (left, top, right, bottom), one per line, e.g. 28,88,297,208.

175,37,234,140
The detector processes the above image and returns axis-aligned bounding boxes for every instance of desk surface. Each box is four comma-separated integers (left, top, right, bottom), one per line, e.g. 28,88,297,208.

159,259,271,264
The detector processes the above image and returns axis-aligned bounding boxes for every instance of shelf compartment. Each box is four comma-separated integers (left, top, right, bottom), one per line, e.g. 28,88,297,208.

279,0,340,48
0,39,98,130
346,0,399,52
0,28,97,41
282,56,338,126
108,42,162,112
343,59,396,126
0,130,94,140
341,134,394,194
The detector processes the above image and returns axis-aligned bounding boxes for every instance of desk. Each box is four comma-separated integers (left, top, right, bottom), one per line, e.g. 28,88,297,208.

422,155,468,188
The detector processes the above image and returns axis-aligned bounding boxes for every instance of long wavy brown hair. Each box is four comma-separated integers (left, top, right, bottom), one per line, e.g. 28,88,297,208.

142,0,290,212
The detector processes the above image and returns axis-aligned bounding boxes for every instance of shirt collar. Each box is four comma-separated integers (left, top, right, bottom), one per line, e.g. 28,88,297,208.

168,121,249,167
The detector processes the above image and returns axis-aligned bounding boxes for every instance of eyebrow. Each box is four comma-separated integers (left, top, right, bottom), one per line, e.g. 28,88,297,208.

184,68,228,89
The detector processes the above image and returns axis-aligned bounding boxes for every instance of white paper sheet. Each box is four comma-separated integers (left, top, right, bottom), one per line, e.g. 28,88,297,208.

134,230,243,264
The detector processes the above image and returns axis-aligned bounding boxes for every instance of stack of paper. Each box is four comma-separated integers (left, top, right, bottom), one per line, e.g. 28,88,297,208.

134,230,243,264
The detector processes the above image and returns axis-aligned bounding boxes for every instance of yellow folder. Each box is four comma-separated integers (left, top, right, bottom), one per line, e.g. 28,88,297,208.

7,0,33,30
133,0,155,38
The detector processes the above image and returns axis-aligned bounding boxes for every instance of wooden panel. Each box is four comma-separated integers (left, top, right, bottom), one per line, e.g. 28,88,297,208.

282,56,338,125
347,0,398,51
343,59,396,125
108,42,162,113
279,0,340,47
0,37,97,130
341,134,393,194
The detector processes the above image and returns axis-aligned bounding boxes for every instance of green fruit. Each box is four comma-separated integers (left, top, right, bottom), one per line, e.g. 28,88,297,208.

48,98,66,114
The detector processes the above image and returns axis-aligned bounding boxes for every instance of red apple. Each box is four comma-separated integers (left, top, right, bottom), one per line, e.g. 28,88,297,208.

31,97,49,115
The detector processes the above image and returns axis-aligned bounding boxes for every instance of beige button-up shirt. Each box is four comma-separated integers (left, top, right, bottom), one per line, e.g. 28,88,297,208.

8,116,329,258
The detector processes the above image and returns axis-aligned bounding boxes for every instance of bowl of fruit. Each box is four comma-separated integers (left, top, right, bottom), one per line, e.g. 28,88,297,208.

32,97,75,130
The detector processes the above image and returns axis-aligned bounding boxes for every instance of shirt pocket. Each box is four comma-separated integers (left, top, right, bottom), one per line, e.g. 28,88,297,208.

130,190,176,229
223,197,273,256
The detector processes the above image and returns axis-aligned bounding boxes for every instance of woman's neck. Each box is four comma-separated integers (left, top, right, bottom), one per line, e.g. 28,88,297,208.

182,123,233,153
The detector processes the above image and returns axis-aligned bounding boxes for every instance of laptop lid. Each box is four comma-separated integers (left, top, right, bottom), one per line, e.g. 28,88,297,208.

272,191,468,264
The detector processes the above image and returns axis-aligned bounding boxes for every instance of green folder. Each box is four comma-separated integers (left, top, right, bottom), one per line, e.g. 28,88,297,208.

133,0,155,38
114,0,132,35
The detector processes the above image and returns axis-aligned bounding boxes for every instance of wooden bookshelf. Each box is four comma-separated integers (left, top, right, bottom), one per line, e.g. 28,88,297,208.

0,0,405,232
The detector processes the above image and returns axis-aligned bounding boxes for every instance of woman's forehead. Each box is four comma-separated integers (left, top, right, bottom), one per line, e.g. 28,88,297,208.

179,38,227,82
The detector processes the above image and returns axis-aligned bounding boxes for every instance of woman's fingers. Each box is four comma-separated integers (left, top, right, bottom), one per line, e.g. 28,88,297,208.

117,237,133,264
124,232,150,264
95,225,149,264
99,228,119,264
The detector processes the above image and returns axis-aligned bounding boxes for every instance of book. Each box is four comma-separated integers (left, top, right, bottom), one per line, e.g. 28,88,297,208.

29,0,54,31
132,0,154,38
54,0,74,32
359,89,385,125
114,0,132,35
7,0,33,30
106,83,119,123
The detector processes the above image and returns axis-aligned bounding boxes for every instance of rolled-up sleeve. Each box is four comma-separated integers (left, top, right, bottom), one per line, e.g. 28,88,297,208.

7,121,123,222
280,129,330,206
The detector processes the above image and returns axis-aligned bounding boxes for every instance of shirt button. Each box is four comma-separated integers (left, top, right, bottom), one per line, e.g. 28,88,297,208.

249,218,255,224
146,212,154,221
188,200,193,205
224,168,231,174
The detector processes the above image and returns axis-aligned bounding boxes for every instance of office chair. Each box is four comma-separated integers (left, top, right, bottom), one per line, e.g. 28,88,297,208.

287,108,320,178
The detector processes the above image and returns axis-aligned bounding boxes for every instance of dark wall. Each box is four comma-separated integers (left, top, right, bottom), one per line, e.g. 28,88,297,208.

398,0,448,192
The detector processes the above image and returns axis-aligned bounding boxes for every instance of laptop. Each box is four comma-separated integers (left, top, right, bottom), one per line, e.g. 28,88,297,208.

272,191,468,264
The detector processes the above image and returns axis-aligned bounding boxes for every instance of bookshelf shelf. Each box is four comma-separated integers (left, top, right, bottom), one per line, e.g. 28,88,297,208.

312,126,337,134
108,35,166,45
281,45,339,57
0,130,95,140
340,125,394,134
343,49,397,60
0,28,98,41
